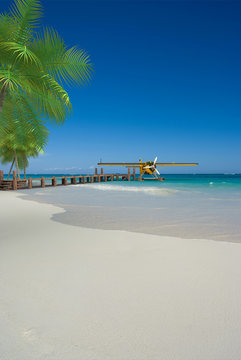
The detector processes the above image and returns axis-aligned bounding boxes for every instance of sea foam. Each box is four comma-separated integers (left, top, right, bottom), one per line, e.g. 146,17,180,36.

81,184,179,196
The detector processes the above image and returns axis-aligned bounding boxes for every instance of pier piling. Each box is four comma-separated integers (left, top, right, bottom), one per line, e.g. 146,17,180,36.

128,168,131,181
13,171,17,190
52,177,57,186
41,177,45,188
62,177,67,185
28,178,32,189
133,168,136,181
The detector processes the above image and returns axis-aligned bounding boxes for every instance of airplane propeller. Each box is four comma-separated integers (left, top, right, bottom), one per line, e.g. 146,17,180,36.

143,156,160,176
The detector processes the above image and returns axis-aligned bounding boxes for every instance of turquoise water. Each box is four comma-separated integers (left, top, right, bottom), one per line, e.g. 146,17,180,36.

100,173,241,190
4,173,241,201
4,173,241,188
106,174,241,201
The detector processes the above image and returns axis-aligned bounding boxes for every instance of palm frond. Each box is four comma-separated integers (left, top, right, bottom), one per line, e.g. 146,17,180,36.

1,41,40,65
1,91,49,147
0,68,21,91
42,74,71,107
10,0,43,45
30,27,93,86
30,27,66,84
63,46,93,86
26,88,69,125
0,69,71,125
0,13,16,42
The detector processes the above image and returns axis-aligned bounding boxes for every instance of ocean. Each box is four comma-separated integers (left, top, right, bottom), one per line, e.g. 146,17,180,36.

3,172,241,188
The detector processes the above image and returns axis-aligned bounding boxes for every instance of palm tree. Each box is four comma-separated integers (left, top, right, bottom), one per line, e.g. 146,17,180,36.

0,0,93,124
0,100,48,178
0,145,15,179
0,126,48,179
15,128,48,179
0,0,93,176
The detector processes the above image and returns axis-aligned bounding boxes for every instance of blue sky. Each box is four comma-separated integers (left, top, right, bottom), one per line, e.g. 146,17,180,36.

1,0,241,174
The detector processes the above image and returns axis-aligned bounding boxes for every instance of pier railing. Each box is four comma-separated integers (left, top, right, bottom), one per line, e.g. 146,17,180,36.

0,168,137,191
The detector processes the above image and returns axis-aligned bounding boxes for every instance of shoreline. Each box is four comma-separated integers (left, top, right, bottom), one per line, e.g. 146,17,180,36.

1,191,241,359
17,184,241,243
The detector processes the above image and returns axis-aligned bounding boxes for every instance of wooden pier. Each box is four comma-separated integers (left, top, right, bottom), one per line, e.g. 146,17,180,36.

0,168,162,191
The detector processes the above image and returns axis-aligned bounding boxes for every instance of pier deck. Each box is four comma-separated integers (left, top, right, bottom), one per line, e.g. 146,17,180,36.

0,168,160,191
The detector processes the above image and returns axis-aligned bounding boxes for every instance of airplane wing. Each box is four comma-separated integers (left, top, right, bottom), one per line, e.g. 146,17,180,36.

156,163,199,166
97,163,142,166
98,162,198,166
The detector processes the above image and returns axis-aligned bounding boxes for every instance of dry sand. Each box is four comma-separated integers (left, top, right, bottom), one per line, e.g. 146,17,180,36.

0,191,241,360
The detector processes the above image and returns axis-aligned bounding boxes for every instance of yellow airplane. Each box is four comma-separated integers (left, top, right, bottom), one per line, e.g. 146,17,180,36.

98,157,198,180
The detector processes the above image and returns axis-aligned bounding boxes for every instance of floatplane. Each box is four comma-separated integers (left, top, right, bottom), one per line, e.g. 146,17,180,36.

98,157,199,181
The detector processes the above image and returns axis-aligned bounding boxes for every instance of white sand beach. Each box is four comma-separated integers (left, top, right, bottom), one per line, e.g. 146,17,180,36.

1,190,241,360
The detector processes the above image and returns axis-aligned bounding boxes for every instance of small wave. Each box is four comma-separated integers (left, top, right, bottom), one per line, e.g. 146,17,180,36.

81,184,179,196
207,197,241,202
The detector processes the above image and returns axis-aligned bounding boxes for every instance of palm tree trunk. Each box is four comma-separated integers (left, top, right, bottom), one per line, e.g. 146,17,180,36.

24,154,26,179
14,150,20,179
0,86,7,119
7,159,15,179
